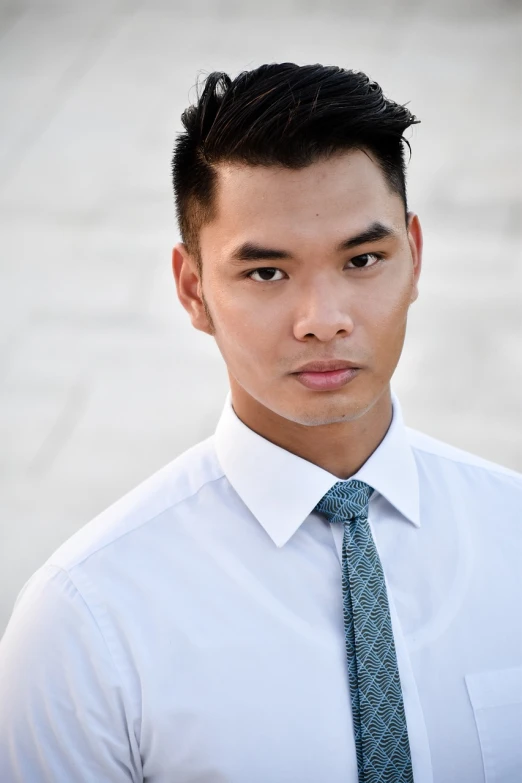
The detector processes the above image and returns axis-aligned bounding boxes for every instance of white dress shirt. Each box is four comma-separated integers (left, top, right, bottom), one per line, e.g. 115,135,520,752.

0,389,521,783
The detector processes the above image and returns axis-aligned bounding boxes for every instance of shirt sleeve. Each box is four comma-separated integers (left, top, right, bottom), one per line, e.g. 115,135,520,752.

0,564,142,782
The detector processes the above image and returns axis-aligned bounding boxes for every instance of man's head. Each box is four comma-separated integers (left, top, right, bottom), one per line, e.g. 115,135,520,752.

172,63,422,430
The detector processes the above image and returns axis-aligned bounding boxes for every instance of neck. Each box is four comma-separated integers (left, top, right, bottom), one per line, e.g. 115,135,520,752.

229,382,393,480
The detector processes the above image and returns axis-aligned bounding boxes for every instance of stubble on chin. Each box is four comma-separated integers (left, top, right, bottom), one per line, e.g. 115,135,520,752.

270,389,373,428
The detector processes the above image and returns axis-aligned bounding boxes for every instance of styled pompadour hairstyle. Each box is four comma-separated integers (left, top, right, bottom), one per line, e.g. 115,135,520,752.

172,63,419,261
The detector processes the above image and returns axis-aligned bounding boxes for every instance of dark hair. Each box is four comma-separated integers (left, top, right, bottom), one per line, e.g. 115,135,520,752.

172,63,419,261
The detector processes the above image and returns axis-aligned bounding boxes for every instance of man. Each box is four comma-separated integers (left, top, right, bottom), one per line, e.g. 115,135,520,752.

0,63,520,783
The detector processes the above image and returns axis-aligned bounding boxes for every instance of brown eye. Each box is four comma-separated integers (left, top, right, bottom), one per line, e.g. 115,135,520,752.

248,268,285,282
347,253,381,269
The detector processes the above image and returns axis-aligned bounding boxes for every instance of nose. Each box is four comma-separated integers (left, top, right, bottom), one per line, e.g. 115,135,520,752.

293,278,355,342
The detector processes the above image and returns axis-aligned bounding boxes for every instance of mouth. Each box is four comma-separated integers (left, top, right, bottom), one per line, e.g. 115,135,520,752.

291,361,361,392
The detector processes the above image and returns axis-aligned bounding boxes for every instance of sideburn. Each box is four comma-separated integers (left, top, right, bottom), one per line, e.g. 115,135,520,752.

201,289,216,335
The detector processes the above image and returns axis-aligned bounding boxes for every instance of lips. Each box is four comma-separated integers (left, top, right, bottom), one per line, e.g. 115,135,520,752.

292,363,361,391
293,360,360,373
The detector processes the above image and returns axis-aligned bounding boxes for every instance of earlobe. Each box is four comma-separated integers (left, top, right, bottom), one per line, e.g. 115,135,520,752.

172,243,213,335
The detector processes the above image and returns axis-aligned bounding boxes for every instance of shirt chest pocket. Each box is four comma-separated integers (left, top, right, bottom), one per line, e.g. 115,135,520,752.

465,667,522,783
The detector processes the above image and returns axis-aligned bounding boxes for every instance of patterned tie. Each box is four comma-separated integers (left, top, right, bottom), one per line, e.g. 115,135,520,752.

315,480,413,783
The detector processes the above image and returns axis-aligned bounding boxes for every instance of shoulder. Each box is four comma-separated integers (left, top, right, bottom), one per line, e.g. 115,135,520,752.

46,435,225,573
406,425,522,496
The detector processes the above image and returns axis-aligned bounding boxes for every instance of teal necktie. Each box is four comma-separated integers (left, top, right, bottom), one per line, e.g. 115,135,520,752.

315,480,414,782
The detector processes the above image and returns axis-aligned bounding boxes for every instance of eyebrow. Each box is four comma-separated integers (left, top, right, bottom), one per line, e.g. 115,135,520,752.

229,221,398,263
336,221,397,251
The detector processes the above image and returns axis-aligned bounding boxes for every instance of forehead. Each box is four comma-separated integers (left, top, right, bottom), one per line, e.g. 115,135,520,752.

204,150,404,248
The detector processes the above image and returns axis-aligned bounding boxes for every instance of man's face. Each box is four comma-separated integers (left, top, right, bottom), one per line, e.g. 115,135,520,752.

175,149,422,427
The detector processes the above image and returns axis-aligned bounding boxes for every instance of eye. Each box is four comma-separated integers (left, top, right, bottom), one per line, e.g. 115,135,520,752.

247,267,285,282
347,252,382,269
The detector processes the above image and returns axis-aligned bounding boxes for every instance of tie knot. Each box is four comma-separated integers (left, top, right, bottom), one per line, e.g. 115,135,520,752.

314,479,374,525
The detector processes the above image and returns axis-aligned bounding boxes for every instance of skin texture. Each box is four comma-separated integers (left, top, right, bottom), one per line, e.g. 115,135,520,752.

173,149,422,479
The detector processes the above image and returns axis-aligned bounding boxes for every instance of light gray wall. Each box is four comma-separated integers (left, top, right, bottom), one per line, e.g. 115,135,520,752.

1,0,520,634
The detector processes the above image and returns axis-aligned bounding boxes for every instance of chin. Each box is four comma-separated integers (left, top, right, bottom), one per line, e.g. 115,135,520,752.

270,389,374,428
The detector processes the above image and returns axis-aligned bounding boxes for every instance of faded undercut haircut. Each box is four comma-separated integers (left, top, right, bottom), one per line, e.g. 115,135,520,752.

172,63,419,267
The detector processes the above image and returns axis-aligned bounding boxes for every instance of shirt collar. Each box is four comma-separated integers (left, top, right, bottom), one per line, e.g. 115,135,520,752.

214,388,420,547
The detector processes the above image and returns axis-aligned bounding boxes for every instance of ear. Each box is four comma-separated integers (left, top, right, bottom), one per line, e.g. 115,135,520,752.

172,243,214,335
406,212,423,304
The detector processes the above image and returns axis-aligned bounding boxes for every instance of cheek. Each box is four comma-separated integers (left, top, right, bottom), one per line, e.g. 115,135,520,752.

210,291,282,368
363,279,412,353
210,278,285,334
373,267,413,322
380,292,411,330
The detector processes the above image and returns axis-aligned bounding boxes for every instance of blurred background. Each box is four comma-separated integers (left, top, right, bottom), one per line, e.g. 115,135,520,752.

0,0,520,634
